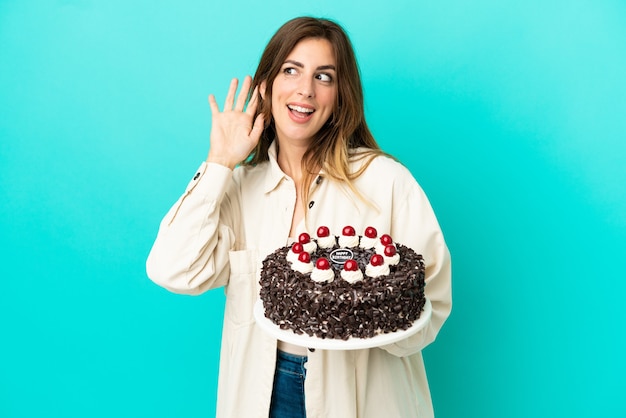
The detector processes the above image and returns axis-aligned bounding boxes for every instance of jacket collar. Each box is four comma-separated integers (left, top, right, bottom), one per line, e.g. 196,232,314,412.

263,141,288,194
262,141,325,194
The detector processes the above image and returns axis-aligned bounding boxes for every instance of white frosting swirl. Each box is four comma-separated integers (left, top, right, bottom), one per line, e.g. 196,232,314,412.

302,241,317,253
376,242,396,255
311,267,334,283
286,249,301,264
384,253,400,266
338,235,359,248
292,260,313,274
359,236,377,249
316,235,336,249
340,268,364,283
365,263,390,278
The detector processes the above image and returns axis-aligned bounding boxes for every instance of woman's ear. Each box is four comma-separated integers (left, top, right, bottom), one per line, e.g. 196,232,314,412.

259,81,267,100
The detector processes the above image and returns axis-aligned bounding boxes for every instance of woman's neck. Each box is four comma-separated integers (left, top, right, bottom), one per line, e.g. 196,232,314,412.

276,139,307,182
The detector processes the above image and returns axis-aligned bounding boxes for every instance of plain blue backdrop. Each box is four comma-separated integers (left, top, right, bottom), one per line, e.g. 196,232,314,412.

1,1,625,417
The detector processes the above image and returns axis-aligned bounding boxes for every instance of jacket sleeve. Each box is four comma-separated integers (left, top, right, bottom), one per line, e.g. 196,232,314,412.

145,162,239,295
379,168,452,357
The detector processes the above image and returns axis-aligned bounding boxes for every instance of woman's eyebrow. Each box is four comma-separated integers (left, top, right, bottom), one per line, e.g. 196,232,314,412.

284,59,336,71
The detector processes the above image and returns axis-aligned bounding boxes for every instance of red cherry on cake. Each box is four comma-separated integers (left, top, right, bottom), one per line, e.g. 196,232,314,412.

298,232,311,244
380,234,393,246
342,225,356,236
316,257,330,270
298,252,311,263
364,226,378,238
343,259,358,271
384,245,397,257
370,254,384,267
291,242,304,253
317,226,330,238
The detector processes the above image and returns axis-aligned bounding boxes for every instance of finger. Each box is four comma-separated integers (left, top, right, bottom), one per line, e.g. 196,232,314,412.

235,75,252,111
208,94,220,114
249,113,265,142
224,78,238,110
245,85,260,116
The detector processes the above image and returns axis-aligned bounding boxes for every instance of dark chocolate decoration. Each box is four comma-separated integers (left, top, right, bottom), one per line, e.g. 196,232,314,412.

259,240,426,340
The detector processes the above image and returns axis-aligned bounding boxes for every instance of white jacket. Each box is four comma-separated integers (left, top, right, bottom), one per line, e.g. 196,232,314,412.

146,143,452,417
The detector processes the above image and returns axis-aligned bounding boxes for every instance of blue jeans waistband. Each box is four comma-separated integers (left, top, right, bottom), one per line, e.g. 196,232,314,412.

277,350,308,365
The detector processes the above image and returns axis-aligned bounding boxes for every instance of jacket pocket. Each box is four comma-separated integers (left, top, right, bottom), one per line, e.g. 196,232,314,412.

224,249,259,326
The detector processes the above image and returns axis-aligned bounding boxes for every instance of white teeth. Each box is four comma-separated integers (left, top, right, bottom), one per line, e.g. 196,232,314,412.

288,105,314,113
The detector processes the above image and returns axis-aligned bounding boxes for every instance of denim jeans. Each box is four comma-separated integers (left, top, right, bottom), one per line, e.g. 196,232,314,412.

269,350,308,418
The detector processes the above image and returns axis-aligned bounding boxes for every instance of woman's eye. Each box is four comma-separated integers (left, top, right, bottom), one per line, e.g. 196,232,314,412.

283,67,297,75
317,73,333,82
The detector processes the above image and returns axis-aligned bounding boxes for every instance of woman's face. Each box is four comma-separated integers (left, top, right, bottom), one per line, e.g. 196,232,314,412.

270,37,338,146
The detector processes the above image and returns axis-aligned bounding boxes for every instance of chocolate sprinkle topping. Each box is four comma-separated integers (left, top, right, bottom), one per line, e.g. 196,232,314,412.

259,241,426,340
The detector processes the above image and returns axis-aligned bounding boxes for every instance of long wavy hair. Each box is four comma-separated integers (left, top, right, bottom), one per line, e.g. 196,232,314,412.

245,17,388,208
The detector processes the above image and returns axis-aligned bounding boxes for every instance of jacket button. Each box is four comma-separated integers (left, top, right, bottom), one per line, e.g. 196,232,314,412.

193,172,201,180
308,201,315,209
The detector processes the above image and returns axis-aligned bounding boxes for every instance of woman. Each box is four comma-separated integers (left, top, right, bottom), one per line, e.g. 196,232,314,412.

147,16,451,418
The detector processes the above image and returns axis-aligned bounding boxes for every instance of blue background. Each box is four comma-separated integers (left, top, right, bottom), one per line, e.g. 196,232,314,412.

1,1,625,417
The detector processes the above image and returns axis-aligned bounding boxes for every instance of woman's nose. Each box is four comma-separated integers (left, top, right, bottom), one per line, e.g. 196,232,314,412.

297,77,314,98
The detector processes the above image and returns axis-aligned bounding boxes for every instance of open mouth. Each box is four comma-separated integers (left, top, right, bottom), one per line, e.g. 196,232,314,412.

287,104,315,118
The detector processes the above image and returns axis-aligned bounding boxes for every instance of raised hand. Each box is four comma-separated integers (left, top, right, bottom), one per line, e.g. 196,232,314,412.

207,76,265,169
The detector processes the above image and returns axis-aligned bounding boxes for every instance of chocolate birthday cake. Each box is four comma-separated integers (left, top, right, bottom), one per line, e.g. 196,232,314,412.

259,226,426,340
